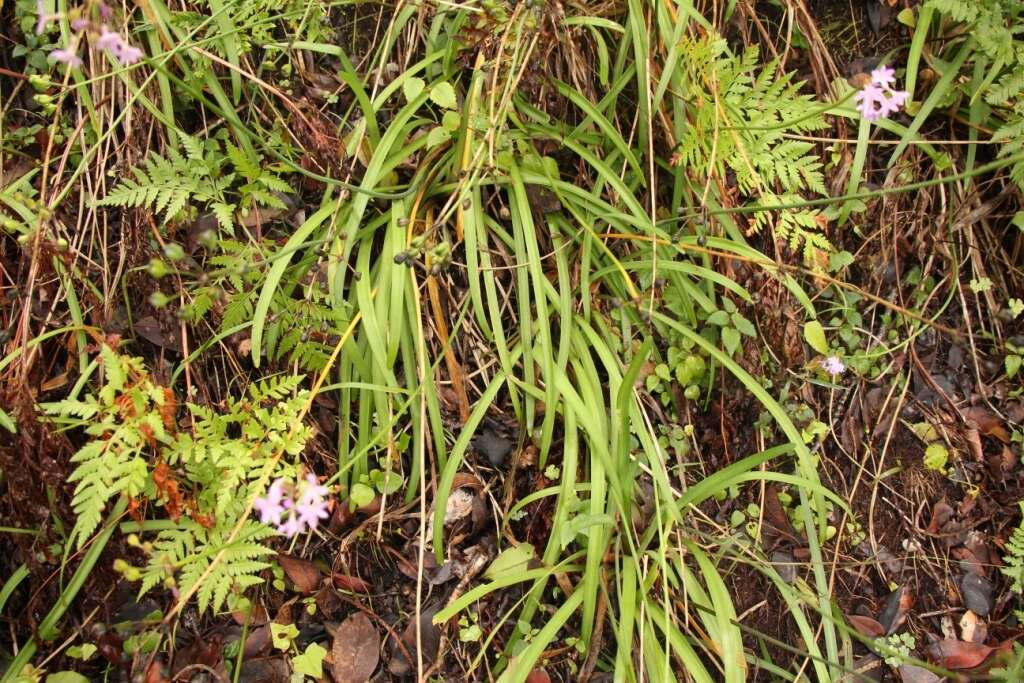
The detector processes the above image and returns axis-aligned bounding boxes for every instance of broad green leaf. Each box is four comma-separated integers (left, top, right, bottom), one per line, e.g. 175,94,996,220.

430,81,457,109
803,320,829,355
292,642,326,678
731,313,756,337
706,310,730,326
722,327,741,356
426,126,451,149
66,644,97,661
442,110,461,131
350,482,375,508
924,443,949,473
1006,355,1021,380
484,543,535,581
271,622,299,651
402,77,425,103
47,673,90,683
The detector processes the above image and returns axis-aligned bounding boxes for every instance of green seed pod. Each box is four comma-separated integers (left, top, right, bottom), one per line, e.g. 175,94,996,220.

147,259,169,279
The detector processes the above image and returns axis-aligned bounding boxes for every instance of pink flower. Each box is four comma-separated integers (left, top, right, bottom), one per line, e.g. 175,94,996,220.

821,356,845,377
254,475,331,536
856,66,908,122
96,26,144,65
71,18,90,32
296,476,330,530
870,66,896,88
95,27,119,50
253,479,286,524
49,48,83,68
115,43,143,65
278,512,305,537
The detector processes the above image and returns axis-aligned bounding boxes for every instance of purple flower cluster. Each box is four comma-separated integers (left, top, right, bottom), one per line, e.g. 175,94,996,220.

821,355,846,377
94,25,143,65
36,1,143,69
254,475,331,537
855,66,908,122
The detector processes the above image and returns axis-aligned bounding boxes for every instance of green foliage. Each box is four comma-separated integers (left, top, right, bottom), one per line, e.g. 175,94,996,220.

96,133,291,233
139,520,276,615
42,347,166,549
674,37,829,259
44,347,312,614
927,0,1024,189
1001,503,1024,594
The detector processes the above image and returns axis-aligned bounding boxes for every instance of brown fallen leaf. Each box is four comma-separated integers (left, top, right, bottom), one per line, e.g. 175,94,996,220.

142,656,170,683
243,626,272,659
897,663,941,683
278,555,321,593
878,586,914,634
387,604,442,677
960,610,987,644
315,584,342,618
525,670,552,683
133,315,184,354
332,612,381,683
963,406,1011,443
926,500,955,535
927,639,994,670
848,614,885,638
236,657,289,683
232,604,269,626
332,573,373,594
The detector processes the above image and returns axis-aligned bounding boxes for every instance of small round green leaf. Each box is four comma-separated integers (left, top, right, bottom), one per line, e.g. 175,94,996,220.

430,81,457,109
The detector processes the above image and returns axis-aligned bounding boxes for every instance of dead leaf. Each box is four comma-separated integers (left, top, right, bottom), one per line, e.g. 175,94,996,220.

232,604,269,626
133,315,184,354
960,610,987,644
236,657,289,683
848,614,885,637
878,586,913,634
332,612,381,683
443,488,475,524
332,573,373,593
142,657,170,683
963,406,1010,443
928,639,994,670
763,485,798,542
315,585,342,618
41,372,69,392
897,663,941,683
926,501,954,535
387,604,442,677
525,671,552,683
278,555,321,593
243,626,272,659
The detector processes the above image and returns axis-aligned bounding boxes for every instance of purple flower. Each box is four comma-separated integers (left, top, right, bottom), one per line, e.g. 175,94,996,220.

253,479,286,524
254,475,331,536
856,66,908,122
821,355,846,377
71,18,90,32
95,26,121,51
96,26,143,66
278,512,305,537
115,43,144,65
49,48,83,68
296,477,330,529
870,66,896,88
